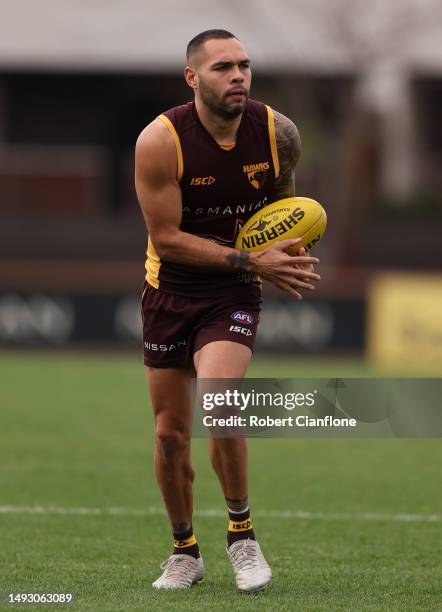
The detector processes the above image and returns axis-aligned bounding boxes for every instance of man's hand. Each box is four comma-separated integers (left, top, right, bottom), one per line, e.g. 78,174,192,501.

250,238,320,300
295,246,315,273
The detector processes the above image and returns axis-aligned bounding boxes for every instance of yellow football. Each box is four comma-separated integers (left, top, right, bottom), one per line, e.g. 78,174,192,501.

235,196,327,255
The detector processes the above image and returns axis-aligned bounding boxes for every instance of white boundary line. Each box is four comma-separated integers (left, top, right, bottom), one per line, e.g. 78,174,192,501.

0,506,439,523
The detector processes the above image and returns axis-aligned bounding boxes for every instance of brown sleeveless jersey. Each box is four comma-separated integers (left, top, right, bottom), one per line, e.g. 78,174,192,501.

145,99,281,297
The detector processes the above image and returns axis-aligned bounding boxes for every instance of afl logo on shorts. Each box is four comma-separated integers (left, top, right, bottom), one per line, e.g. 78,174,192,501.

231,311,254,326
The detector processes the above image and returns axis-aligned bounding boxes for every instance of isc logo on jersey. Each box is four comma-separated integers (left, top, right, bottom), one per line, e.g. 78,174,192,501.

190,176,216,186
231,311,254,325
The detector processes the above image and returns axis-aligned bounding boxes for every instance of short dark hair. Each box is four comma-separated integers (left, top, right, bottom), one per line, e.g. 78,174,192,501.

186,29,237,63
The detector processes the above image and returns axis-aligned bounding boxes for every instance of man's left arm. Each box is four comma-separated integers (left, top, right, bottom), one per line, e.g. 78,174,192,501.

272,110,314,268
273,110,301,200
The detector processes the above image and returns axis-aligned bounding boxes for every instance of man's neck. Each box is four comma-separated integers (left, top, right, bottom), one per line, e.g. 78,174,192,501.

195,97,243,146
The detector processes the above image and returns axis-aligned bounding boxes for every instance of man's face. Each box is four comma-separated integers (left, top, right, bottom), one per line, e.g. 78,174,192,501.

187,38,252,120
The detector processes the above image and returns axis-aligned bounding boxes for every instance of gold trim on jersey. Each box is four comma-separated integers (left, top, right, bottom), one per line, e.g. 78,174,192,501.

219,142,236,151
145,237,161,289
140,284,148,323
158,114,184,181
266,105,280,179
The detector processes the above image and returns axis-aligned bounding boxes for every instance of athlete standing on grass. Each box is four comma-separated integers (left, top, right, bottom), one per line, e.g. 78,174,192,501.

135,29,320,592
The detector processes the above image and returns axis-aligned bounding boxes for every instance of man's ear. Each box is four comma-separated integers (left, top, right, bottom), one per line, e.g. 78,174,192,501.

184,67,197,89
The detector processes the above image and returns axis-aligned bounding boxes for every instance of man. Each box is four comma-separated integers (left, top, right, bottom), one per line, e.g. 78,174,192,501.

135,29,320,592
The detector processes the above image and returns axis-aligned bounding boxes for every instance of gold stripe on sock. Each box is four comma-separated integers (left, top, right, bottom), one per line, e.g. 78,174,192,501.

174,534,197,548
228,519,253,532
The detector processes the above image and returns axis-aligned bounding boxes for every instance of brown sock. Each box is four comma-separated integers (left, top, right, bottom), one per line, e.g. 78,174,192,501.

172,526,200,559
227,508,256,548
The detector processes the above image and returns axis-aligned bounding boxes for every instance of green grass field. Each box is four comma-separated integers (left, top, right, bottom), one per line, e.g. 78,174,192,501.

1,351,441,611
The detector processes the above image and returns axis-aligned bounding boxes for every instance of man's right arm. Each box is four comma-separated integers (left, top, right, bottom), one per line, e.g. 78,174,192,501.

135,119,320,299
135,118,243,271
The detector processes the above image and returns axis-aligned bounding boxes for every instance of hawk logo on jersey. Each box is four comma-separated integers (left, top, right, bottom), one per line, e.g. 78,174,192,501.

190,176,216,186
243,162,270,190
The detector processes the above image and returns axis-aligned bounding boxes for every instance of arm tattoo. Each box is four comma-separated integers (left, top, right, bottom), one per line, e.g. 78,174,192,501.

273,110,301,200
226,250,252,271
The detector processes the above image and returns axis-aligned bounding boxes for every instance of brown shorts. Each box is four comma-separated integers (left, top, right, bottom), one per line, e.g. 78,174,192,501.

141,283,262,368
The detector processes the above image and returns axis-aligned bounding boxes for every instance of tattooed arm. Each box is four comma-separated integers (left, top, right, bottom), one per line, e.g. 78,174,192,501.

273,110,301,200
272,110,315,274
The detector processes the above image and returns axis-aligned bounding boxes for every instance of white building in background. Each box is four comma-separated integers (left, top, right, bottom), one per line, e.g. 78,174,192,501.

0,0,441,200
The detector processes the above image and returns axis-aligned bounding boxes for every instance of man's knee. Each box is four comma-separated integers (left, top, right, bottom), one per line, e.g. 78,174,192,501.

155,425,191,458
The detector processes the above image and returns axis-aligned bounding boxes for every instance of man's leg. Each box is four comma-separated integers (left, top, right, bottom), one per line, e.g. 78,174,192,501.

148,366,204,588
194,341,251,515
194,341,271,593
148,366,194,530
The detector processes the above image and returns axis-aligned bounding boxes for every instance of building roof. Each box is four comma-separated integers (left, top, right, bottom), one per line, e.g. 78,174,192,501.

0,0,441,74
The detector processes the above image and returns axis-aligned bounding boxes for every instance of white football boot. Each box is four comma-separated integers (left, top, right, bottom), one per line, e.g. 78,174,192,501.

152,554,204,589
227,539,272,593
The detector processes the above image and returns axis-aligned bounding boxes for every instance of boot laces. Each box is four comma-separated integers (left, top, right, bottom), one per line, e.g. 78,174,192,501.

159,555,196,581
230,540,262,572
